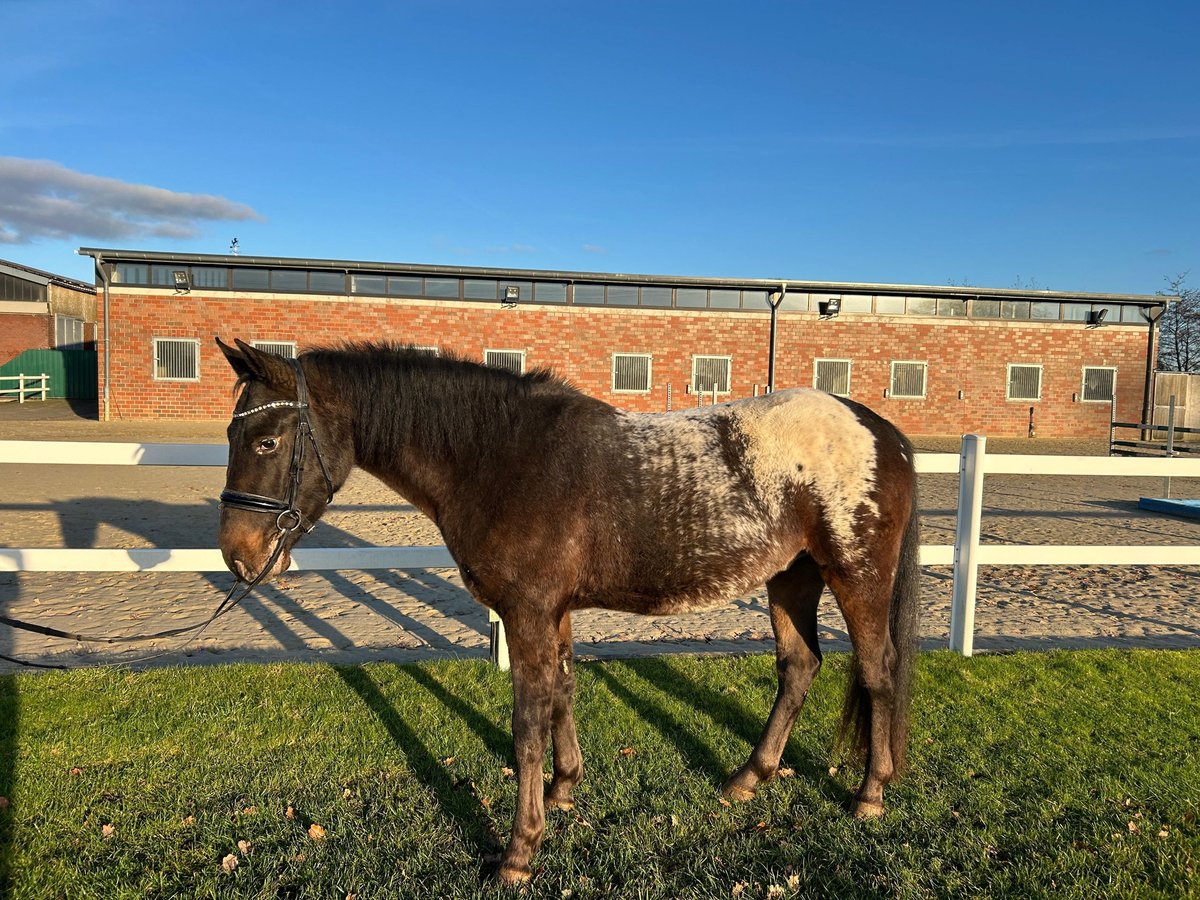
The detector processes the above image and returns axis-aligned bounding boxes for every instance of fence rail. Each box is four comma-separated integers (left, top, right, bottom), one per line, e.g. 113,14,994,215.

0,374,48,404
1,438,1199,663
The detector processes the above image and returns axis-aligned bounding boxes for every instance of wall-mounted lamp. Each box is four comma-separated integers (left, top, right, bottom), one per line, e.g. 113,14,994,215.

502,285,519,309
1086,308,1108,327
818,298,841,318
172,270,191,293
958,390,965,400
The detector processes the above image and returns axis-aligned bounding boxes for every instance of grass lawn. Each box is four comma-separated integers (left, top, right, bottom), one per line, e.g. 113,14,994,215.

0,649,1196,898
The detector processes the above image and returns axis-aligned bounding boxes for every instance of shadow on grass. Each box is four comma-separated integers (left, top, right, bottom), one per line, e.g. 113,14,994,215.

400,666,512,761
611,658,846,802
0,675,14,896
333,665,503,874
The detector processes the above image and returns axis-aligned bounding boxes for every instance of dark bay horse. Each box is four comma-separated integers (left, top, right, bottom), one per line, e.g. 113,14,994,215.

215,338,921,884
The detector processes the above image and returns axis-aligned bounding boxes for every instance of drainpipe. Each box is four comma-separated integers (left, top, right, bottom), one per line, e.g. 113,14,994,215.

94,254,111,421
767,283,786,393
1141,304,1165,439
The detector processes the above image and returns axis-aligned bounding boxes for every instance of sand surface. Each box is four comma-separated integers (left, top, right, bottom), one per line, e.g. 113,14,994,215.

1,400,1198,671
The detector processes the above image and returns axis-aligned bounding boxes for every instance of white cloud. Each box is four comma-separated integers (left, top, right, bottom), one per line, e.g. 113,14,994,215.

0,156,263,245
582,243,606,254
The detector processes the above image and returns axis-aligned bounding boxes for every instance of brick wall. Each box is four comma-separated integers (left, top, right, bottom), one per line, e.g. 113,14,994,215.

0,313,51,365
97,289,1149,437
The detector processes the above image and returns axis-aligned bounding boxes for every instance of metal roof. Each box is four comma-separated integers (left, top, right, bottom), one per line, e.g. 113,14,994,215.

0,258,95,293
76,247,1170,305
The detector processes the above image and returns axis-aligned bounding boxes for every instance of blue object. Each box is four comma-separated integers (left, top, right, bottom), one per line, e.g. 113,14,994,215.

1139,497,1200,520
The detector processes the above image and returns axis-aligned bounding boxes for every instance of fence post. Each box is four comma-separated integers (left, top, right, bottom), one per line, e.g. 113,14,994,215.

949,434,986,656
40,373,48,402
1163,395,1177,498
18,374,26,404
488,608,510,671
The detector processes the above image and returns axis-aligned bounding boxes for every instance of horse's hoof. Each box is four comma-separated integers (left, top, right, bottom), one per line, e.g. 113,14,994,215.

721,782,757,802
853,800,885,819
497,863,532,885
545,796,575,812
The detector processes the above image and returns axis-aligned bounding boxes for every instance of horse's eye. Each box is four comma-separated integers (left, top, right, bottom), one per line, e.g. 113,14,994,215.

256,437,279,454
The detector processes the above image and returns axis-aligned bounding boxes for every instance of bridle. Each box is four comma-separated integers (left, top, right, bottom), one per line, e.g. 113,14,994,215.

219,357,335,538
0,357,336,670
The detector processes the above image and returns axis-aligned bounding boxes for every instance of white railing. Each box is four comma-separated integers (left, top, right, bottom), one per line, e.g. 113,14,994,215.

1,437,1198,662
0,373,49,403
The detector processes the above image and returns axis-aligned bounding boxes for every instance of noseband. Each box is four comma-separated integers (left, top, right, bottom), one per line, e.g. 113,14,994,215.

219,357,335,537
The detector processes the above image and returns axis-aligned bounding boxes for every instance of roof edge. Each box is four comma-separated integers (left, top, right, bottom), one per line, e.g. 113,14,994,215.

76,247,1170,305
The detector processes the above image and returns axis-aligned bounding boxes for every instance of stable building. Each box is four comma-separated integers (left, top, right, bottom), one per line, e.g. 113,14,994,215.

0,259,96,363
78,247,1168,438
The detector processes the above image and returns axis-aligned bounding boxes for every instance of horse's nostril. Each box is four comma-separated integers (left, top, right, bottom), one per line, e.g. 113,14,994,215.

232,558,253,582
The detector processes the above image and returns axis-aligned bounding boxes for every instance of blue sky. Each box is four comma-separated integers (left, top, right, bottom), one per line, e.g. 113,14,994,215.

2,0,1198,295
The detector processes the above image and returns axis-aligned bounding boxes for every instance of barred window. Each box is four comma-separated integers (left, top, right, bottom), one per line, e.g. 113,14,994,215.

692,355,731,394
1082,366,1115,402
890,361,927,399
814,359,851,397
484,349,525,375
612,353,652,392
153,338,200,381
412,346,439,356
250,340,296,359
1007,364,1042,401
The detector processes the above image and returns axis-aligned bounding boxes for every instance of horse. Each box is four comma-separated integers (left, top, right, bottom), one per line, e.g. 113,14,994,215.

215,337,921,884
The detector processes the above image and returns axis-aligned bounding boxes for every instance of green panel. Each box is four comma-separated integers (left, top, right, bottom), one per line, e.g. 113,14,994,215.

0,349,98,399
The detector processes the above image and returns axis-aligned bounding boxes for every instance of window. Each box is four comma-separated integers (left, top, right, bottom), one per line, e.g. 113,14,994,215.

1007,364,1042,401
55,315,85,350
1062,303,1091,322
612,353,652,392
814,359,851,397
606,284,638,306
692,355,731,394
676,287,707,308
1031,301,1060,320
709,289,740,309
250,340,296,359
389,275,423,296
484,349,525,375
937,298,966,317
114,263,149,285
412,346,439,356
464,279,498,300
1001,300,1030,320
192,267,228,289
840,295,873,313
573,284,605,305
351,273,387,294
270,269,308,292
425,277,459,299
533,282,567,303
971,298,1001,318
641,286,672,307
875,296,905,315
149,265,176,287
1082,367,1115,402
232,268,270,290
0,271,47,302
308,271,345,293
153,338,200,381
890,361,927,399
906,297,937,316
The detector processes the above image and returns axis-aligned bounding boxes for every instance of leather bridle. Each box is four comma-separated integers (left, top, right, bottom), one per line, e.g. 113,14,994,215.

219,357,335,539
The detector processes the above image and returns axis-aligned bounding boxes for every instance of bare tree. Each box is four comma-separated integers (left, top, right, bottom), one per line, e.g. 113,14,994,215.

1158,274,1200,372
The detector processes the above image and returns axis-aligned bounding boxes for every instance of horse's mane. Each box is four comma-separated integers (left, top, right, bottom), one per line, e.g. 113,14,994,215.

300,341,590,466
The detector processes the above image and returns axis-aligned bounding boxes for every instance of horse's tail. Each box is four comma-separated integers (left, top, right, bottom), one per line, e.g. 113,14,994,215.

838,467,921,777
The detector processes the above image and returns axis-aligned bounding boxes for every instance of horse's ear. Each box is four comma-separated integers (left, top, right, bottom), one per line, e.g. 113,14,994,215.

216,337,294,387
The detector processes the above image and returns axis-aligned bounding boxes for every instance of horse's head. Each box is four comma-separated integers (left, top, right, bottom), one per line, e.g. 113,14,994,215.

216,337,344,584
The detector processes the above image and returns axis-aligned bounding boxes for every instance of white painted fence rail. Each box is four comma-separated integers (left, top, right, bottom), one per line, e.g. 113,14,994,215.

0,374,49,404
2,437,1199,663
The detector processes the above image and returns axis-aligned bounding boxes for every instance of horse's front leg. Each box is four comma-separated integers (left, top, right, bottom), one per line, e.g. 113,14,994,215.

546,612,582,811
497,611,559,885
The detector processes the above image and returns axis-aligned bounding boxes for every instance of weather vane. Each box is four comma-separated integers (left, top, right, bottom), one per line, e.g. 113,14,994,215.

230,238,240,256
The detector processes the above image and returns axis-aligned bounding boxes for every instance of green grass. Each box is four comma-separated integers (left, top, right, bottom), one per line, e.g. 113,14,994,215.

0,650,1197,898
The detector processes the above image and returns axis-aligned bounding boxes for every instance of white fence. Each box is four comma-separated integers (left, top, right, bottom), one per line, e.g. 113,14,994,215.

1,437,1198,663
0,374,48,404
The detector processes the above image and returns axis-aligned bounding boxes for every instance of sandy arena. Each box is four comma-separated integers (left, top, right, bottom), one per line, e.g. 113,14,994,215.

1,400,1198,671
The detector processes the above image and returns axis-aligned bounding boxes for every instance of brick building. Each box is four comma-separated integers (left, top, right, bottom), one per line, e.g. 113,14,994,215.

0,259,96,364
78,247,1168,437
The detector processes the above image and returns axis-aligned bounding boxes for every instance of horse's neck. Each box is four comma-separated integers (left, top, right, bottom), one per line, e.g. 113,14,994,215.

344,365,512,523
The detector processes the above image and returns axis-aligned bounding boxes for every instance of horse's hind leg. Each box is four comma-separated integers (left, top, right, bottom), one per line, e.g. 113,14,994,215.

826,570,897,818
546,612,583,811
723,555,824,801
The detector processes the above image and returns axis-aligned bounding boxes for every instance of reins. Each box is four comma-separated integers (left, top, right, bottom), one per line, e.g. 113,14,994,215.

0,357,332,671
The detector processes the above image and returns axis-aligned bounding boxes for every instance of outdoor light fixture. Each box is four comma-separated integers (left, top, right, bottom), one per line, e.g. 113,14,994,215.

818,298,841,318
1086,309,1108,327
502,285,519,308
173,270,191,292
